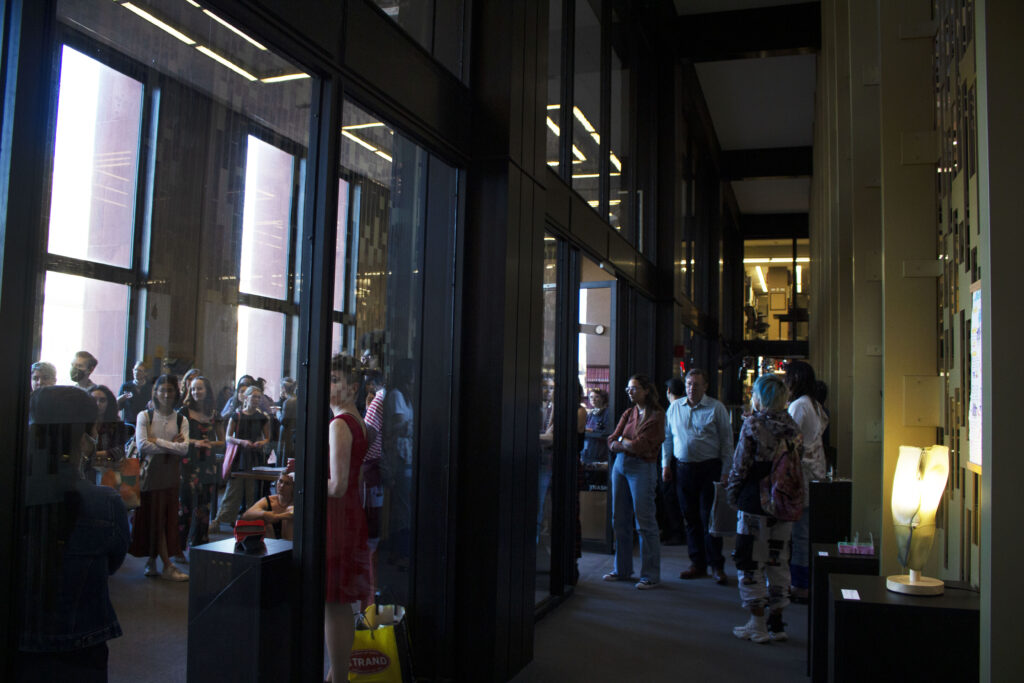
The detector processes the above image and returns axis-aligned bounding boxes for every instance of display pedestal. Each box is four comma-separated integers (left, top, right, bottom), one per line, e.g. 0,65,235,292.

828,573,978,683
809,479,852,543
187,538,292,683
808,543,878,682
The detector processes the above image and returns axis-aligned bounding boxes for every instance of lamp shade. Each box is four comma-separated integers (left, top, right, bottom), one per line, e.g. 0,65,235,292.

888,444,949,595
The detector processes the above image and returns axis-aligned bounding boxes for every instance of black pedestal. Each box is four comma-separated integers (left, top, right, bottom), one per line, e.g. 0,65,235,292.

808,479,852,544
828,573,979,683
808,544,878,682
187,538,292,683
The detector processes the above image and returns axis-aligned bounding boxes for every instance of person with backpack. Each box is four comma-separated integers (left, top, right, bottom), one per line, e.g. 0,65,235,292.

726,373,804,644
128,375,190,581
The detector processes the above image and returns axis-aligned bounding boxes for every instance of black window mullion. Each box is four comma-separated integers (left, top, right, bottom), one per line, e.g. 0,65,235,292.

599,0,610,220
559,0,574,180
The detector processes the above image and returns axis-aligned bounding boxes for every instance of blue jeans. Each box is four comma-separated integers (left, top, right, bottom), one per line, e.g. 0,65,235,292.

611,453,660,582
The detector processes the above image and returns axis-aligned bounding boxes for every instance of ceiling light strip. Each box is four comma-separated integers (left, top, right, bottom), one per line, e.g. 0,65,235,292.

341,130,378,152
122,3,196,45
195,45,257,80
756,265,768,293
261,73,310,84
203,9,267,50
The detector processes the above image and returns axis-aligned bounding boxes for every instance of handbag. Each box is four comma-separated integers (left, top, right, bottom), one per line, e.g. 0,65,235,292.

349,603,414,683
100,457,141,509
709,480,737,537
221,441,239,480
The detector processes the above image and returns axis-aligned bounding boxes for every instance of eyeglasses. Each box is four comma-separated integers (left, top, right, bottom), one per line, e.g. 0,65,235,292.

625,386,639,393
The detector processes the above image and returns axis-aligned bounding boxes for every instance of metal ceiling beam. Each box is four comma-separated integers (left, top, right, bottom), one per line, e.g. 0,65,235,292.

676,2,821,62
739,213,809,240
722,146,813,180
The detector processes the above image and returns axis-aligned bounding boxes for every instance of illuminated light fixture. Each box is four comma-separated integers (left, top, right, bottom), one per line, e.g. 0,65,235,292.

186,0,201,7
572,145,586,161
796,265,802,293
573,106,595,132
546,117,560,136
547,160,559,166
195,45,257,80
341,130,377,152
375,150,393,163
588,200,599,207
610,171,620,177
203,9,267,50
756,265,768,293
609,199,621,206
590,132,601,145
742,257,811,264
260,73,310,83
609,152,622,172
546,104,559,110
343,122,386,130
952,139,958,146
888,445,949,595
122,3,196,45
572,173,599,179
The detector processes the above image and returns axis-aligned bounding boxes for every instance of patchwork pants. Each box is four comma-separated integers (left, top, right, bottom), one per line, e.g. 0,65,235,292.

734,511,793,611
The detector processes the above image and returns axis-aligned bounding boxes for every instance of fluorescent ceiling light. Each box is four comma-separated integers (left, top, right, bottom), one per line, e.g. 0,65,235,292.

343,122,386,130
186,0,201,7
572,145,586,161
375,150,393,163
546,104,559,110
573,106,595,133
609,199,621,206
590,132,601,145
203,9,267,50
341,130,377,152
743,257,811,264
546,117,560,136
572,173,599,179
756,266,768,293
588,200,599,207
122,3,196,45
796,265,802,293
547,161,558,166
195,45,257,80
260,73,310,83
609,152,622,172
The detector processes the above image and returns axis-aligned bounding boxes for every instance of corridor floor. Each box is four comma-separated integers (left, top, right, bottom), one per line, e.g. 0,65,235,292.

514,542,810,682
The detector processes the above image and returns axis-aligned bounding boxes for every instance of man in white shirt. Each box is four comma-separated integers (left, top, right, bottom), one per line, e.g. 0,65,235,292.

662,368,734,585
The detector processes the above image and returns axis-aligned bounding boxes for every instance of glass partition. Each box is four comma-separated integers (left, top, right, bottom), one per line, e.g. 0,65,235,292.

571,0,601,209
742,238,810,341
21,0,313,679
537,234,558,604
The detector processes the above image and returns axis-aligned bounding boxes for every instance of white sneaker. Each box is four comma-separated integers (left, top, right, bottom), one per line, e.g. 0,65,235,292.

173,553,188,565
143,559,159,577
733,616,770,644
162,564,189,582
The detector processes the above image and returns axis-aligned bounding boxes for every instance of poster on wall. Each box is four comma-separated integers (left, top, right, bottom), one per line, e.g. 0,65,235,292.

968,285,982,470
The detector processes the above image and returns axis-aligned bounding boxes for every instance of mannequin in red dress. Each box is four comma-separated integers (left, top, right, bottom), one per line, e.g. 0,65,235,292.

325,354,372,683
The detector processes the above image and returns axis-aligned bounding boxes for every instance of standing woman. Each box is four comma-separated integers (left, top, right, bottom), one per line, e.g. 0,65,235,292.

213,386,270,530
582,388,613,465
784,360,828,601
90,385,128,473
178,376,223,554
324,354,373,682
129,375,189,581
604,374,666,589
726,373,803,643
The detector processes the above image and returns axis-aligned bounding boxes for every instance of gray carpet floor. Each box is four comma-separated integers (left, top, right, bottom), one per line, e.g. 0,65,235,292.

515,541,809,683
106,535,809,682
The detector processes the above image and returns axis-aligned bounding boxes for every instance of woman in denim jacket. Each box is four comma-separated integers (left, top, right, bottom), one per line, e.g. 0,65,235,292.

18,386,129,681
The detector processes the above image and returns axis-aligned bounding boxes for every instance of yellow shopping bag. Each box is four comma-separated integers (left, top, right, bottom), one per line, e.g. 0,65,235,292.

348,604,412,683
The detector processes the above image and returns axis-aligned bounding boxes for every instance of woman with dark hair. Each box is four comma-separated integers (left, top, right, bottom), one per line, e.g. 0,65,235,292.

18,386,129,681
90,385,128,474
582,387,613,465
129,375,189,581
177,376,223,556
212,385,270,532
784,360,828,602
324,354,373,682
604,374,666,589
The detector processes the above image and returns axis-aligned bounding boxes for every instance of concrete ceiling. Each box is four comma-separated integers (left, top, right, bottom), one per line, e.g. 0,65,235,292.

679,3,818,216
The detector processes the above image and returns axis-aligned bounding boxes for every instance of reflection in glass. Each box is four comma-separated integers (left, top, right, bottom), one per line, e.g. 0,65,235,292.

537,236,557,603
48,46,142,269
40,271,129,392
371,0,465,79
546,0,563,174
609,37,630,238
572,0,602,209
24,0,313,678
742,238,810,341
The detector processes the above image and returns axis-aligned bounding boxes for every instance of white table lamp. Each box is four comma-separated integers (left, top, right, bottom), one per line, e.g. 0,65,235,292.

887,444,949,595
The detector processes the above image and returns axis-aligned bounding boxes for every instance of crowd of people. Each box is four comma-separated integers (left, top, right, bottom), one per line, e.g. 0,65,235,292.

577,361,828,646
21,350,414,681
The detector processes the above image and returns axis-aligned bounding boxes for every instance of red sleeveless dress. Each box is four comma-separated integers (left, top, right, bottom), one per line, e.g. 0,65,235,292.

325,413,373,604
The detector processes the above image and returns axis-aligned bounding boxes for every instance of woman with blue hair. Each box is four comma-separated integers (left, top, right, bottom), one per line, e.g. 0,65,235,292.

726,373,804,644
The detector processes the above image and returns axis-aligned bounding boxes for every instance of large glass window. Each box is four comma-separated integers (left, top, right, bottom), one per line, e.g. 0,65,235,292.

546,0,564,175
537,234,559,604
371,0,465,80
24,1,313,680
609,20,630,239
571,0,602,208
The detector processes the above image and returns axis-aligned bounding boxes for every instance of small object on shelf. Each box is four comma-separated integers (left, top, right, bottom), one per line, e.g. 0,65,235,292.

837,532,874,555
